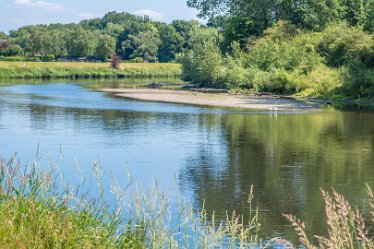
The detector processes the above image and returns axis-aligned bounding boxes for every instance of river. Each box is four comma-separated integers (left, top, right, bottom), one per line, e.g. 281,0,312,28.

0,80,373,241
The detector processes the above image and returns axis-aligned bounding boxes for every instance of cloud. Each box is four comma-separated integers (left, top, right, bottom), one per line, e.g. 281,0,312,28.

13,0,65,11
134,9,164,21
0,1,101,32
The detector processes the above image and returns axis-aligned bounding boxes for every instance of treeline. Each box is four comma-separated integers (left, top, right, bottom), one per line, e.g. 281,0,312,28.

182,0,374,98
0,12,205,63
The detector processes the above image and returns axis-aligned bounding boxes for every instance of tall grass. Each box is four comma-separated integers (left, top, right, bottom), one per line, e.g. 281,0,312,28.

0,61,181,79
0,154,268,248
2,153,371,248
284,187,374,249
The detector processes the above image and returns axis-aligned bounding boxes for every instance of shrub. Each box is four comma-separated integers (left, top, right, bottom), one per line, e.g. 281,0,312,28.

111,55,121,69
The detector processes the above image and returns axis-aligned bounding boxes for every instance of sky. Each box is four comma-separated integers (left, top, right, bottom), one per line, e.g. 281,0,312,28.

0,0,200,33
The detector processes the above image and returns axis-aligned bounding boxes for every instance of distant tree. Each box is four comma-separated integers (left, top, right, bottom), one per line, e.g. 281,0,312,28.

155,23,184,62
95,35,116,61
101,11,141,28
300,0,341,31
0,32,7,39
65,27,97,57
118,21,157,59
341,0,366,26
122,30,161,62
103,23,124,37
80,18,103,30
171,20,201,49
364,0,374,32
0,45,23,56
180,26,222,86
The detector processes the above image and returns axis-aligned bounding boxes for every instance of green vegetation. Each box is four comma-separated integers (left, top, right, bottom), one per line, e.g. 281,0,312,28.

0,61,181,79
0,12,202,63
182,0,374,98
0,155,265,248
0,154,372,248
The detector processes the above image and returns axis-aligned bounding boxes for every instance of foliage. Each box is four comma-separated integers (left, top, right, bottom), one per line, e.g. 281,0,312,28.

95,35,116,61
180,26,223,87
2,12,200,63
65,27,97,57
156,22,184,62
122,31,161,62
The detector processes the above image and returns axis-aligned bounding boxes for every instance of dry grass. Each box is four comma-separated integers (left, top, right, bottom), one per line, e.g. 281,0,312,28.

284,187,374,249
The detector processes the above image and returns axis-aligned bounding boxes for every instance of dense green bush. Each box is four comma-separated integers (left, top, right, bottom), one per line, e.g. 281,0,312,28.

181,20,374,98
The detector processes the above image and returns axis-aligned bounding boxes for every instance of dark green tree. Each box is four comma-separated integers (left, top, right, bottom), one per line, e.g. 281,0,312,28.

340,0,366,26
122,30,161,62
65,27,97,57
95,35,116,61
155,23,184,62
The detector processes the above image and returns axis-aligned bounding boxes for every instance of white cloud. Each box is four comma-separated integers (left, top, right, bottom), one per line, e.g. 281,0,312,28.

13,0,65,12
134,9,164,21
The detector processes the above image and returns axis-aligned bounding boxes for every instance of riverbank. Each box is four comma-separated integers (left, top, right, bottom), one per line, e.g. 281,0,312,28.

101,88,319,110
0,61,181,79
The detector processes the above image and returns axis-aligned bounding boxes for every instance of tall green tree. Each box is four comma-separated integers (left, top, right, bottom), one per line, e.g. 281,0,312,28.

180,26,223,86
155,23,183,62
364,0,374,31
300,0,341,31
65,27,97,57
122,30,161,62
95,35,116,60
340,0,366,26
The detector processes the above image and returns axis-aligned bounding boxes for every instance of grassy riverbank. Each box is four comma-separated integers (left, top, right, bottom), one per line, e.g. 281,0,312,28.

0,155,372,248
0,61,181,79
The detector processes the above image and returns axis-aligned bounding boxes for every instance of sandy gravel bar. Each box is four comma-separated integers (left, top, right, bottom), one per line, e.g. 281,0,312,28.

101,88,319,111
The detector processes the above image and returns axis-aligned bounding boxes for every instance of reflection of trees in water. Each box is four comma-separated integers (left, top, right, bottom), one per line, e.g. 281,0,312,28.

179,110,374,238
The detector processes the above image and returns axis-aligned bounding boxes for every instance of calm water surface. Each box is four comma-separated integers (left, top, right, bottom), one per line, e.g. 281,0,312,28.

0,81,373,240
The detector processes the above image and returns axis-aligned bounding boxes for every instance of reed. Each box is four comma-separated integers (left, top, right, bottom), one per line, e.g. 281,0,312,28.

0,154,269,248
284,187,374,249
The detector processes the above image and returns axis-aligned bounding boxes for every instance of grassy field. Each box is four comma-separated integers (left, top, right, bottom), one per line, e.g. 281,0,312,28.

0,61,182,79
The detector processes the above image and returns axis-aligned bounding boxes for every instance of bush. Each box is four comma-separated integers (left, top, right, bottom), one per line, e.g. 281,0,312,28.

110,55,121,69
317,23,373,67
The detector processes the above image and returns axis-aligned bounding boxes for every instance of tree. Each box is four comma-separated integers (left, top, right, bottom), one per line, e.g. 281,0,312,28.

300,0,341,31
95,35,116,61
122,30,161,62
0,32,7,39
65,27,97,57
341,0,366,26
171,20,201,49
0,45,23,56
155,23,184,62
364,0,374,32
117,21,155,59
180,26,223,86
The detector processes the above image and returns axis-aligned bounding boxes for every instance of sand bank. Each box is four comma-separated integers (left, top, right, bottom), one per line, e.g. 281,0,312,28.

101,88,319,111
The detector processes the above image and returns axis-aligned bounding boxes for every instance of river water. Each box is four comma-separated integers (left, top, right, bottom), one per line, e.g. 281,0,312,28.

0,80,373,240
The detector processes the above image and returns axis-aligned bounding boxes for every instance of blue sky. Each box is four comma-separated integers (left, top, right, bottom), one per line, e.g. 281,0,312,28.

0,0,200,33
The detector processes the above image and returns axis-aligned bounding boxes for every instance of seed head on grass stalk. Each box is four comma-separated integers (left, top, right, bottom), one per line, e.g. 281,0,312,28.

284,187,374,249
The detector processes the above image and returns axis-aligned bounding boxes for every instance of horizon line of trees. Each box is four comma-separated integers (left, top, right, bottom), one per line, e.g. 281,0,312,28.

0,11,206,63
